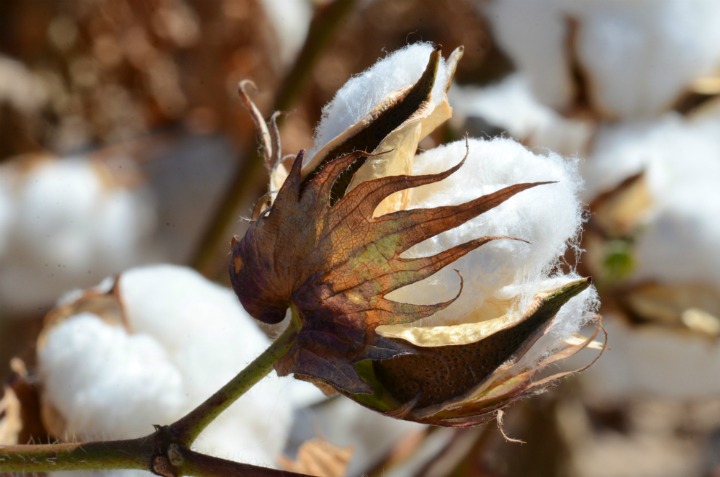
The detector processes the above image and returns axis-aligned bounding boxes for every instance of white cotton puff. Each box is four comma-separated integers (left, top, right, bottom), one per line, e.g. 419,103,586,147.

581,114,720,287
38,264,297,470
449,75,593,157
570,0,720,118
486,0,720,119
38,312,185,439
308,42,452,159
486,0,573,112
391,138,596,341
0,156,159,315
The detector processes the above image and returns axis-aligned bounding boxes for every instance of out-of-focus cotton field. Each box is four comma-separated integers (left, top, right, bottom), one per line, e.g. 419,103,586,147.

1,1,720,476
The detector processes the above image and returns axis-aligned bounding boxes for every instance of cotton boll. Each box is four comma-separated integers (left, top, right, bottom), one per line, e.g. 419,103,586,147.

0,155,160,315
309,42,453,159
570,1,720,118
449,75,593,157
486,0,573,111
486,0,720,119
39,313,185,439
394,138,591,337
38,264,297,470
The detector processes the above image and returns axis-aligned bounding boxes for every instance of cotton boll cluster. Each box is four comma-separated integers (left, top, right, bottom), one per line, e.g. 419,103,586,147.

38,264,299,473
0,154,159,316
486,0,720,119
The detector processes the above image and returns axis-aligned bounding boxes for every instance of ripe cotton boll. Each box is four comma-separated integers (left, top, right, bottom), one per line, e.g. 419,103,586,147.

393,138,596,346
0,155,158,315
486,0,720,119
38,264,297,471
232,44,601,426
448,75,594,157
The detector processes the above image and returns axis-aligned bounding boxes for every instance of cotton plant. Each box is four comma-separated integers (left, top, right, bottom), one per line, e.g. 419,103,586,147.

0,154,159,317
231,43,600,426
0,43,600,475
37,264,303,475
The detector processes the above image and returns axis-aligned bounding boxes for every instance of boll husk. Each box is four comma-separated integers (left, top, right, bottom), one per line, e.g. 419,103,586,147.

230,43,601,426
37,264,299,473
486,0,720,119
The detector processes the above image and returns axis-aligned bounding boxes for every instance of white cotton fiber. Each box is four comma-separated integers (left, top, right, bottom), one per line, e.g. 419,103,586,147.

449,75,593,157
0,155,159,315
486,0,573,111
309,42,452,159
571,0,720,118
390,138,595,341
38,264,302,470
486,0,720,119
39,312,185,439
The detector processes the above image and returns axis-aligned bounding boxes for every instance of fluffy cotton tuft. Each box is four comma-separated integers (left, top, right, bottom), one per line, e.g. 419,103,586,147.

487,0,720,118
0,155,159,315
38,264,301,471
390,138,597,347
581,114,720,287
308,42,452,159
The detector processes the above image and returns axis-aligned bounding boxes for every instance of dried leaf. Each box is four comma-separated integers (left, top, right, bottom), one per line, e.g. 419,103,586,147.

278,439,353,477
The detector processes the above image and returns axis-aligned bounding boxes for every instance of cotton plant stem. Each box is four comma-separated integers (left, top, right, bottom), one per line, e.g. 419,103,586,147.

174,446,309,477
170,313,300,446
0,438,150,473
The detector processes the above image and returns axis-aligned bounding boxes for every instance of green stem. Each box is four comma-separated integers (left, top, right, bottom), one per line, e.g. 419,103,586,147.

0,438,150,473
171,313,300,446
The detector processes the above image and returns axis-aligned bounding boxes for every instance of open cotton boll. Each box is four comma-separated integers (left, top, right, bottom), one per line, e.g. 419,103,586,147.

570,0,720,119
39,313,185,439
308,42,452,159
38,264,298,470
581,114,720,200
391,138,593,339
485,0,573,112
449,75,593,157
486,0,720,119
0,155,159,315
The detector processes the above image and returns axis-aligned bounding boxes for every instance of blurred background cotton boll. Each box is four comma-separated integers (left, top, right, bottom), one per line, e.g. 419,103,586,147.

2,1,720,476
37,264,307,474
